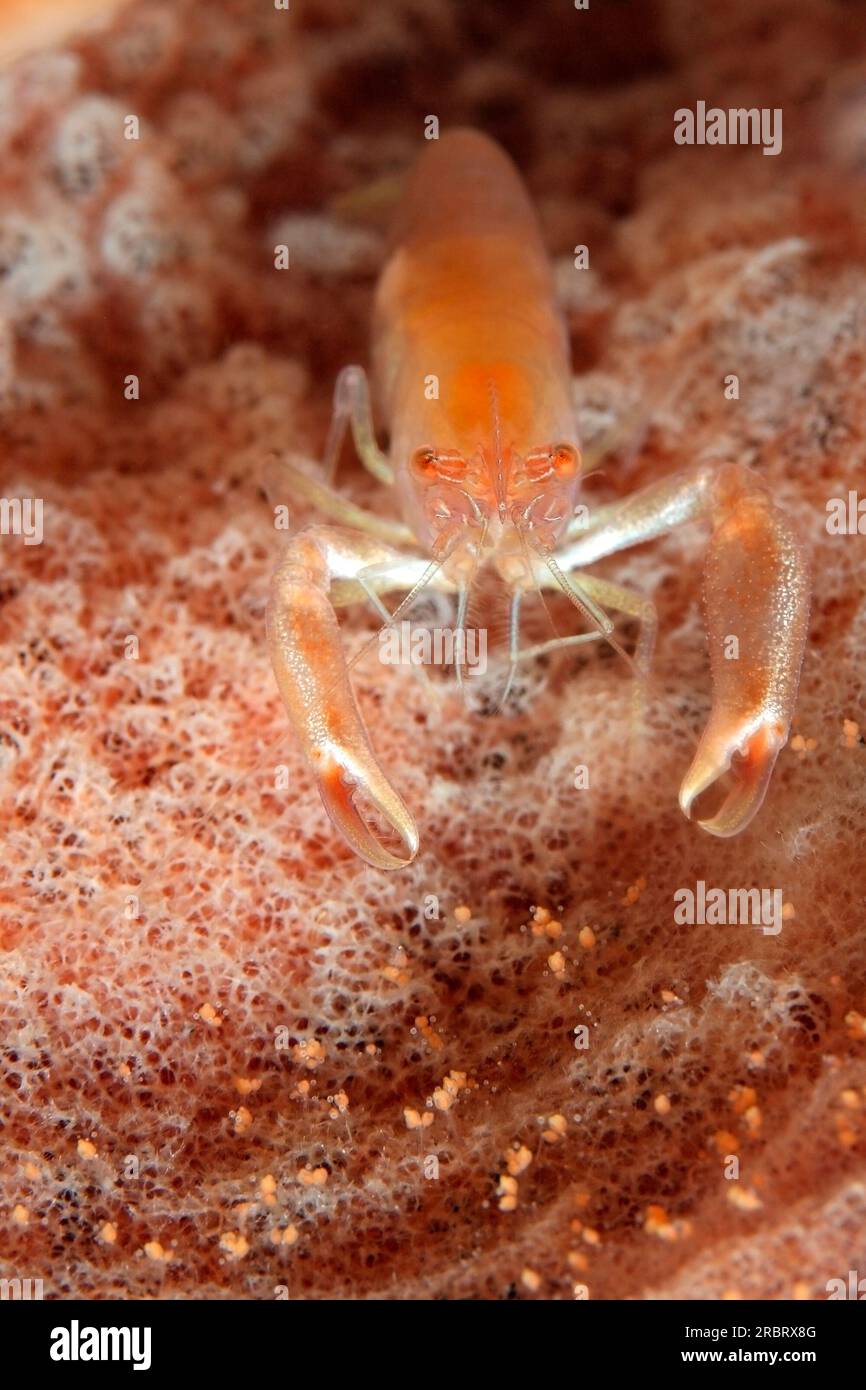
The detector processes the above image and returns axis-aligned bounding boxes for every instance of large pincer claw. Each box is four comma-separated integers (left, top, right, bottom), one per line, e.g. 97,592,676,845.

267,529,419,871
679,713,787,837
313,743,419,871
680,469,809,838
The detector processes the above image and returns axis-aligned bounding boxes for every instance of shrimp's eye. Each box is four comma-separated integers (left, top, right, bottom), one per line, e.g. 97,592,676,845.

551,443,580,478
411,447,438,479
520,442,581,484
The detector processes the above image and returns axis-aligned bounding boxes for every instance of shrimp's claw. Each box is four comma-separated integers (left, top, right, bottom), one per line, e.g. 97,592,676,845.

680,465,810,838
679,715,786,838
315,745,418,871
557,460,810,837
267,527,419,871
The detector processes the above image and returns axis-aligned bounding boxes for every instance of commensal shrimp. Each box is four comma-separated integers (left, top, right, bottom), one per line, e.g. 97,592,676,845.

267,128,810,870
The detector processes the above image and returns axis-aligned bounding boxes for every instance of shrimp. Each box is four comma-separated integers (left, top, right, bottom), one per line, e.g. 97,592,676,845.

267,128,810,870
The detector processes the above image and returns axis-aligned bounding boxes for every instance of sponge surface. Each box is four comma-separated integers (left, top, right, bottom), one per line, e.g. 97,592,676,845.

1,0,865,1299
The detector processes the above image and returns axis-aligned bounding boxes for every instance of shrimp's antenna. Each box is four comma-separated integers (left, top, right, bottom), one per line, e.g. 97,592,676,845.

540,550,635,673
493,520,541,711
513,516,568,648
498,587,522,709
495,511,590,710
454,515,489,691
344,553,447,678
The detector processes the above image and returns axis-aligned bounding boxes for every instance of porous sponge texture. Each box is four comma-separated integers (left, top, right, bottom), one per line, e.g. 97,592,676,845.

1,0,865,1300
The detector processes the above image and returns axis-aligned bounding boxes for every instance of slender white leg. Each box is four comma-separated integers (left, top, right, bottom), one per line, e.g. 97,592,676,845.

263,452,412,546
323,365,393,486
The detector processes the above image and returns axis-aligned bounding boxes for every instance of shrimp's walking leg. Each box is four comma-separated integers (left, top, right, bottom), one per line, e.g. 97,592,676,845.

556,463,810,836
563,571,658,734
323,365,393,486
516,631,603,662
354,558,455,698
268,526,447,870
262,452,412,545
556,573,658,684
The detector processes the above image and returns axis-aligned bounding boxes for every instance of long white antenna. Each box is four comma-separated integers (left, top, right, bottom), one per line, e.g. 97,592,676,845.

542,551,634,673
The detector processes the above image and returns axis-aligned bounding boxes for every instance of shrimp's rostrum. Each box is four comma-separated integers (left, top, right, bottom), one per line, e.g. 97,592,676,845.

267,129,810,870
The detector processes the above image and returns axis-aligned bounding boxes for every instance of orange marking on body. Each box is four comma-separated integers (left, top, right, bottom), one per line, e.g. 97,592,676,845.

447,361,532,442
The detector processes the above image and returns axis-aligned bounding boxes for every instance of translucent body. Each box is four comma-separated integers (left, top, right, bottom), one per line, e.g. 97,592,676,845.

373,130,580,581
267,129,811,869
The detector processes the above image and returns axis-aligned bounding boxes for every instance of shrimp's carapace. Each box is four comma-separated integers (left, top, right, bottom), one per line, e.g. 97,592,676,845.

373,130,581,570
